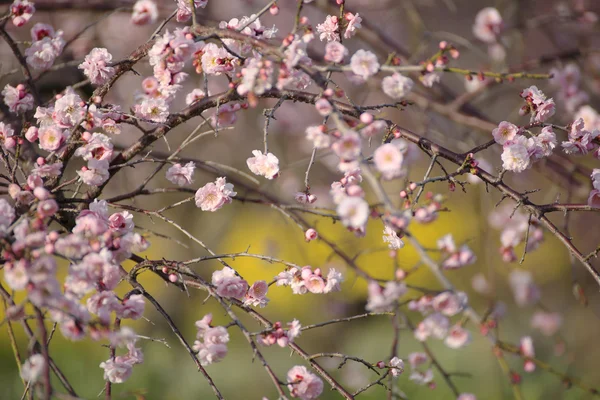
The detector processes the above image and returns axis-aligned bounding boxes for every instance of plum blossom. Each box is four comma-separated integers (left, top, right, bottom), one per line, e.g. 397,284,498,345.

444,325,471,349
201,43,239,76
99,359,132,383
337,196,369,229
305,125,331,149
410,368,434,385
473,7,503,43
244,280,269,307
531,311,562,336
374,143,404,179
520,86,556,123
77,160,110,186
287,365,323,400
501,136,532,173
212,267,249,300
166,162,195,186
389,357,404,377
2,84,34,114
78,48,116,85
176,0,208,23
509,269,540,307
131,0,158,25
20,354,45,383
350,50,379,79
383,225,404,250
247,150,280,179
0,122,15,149
520,336,536,372
414,313,450,341
492,121,519,145
382,73,414,99
0,199,15,236
257,320,301,347
324,41,348,63
408,352,428,369
118,294,145,320
344,13,362,39
11,0,35,27
276,266,343,295
332,131,361,161
195,177,236,211
316,15,339,42
38,126,66,152
134,97,169,123
25,26,65,70
366,280,407,312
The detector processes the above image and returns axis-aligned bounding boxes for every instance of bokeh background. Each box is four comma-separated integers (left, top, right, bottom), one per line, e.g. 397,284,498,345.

2,0,600,399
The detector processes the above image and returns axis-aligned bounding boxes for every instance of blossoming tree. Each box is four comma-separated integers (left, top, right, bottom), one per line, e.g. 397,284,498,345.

1,0,600,399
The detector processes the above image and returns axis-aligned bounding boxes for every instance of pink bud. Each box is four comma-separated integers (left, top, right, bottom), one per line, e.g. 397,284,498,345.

269,4,279,15
408,182,417,191
307,194,317,203
33,187,50,200
360,113,374,124
376,361,385,369
4,137,16,149
162,267,169,274
336,0,344,4
168,274,178,283
439,41,448,49
300,16,309,24
8,184,21,199
25,126,38,142
305,228,318,242
44,243,54,254
37,157,45,165
399,190,407,198
323,88,334,97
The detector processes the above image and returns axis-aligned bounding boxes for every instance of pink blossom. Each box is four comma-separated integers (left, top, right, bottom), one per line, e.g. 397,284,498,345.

79,48,115,85
247,150,280,179
531,311,562,336
195,177,236,211
131,0,158,25
77,160,110,186
305,125,331,149
176,0,208,23
520,336,536,372
86,291,121,323
350,50,380,79
389,357,404,377
315,98,333,116
383,225,404,249
316,15,339,42
0,198,15,235
409,368,434,385
444,325,471,348
381,73,414,99
332,130,361,160
166,162,195,186
212,267,249,300
0,122,15,147
344,13,362,39
534,99,555,123
185,88,209,105
196,343,228,365
20,354,45,383
509,269,540,307
287,365,324,400
324,41,348,63
99,359,132,383
433,291,466,316
25,30,65,71
337,196,369,228
53,90,84,128
11,0,35,27
38,126,66,152
374,143,404,179
134,97,169,123
473,7,503,43
118,294,145,320
501,136,531,173
37,199,58,218
408,352,428,369
2,84,34,114
492,121,518,145
74,132,114,162
531,126,556,158
414,313,449,341
244,280,269,307
211,103,241,127
201,43,239,76
366,280,407,312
